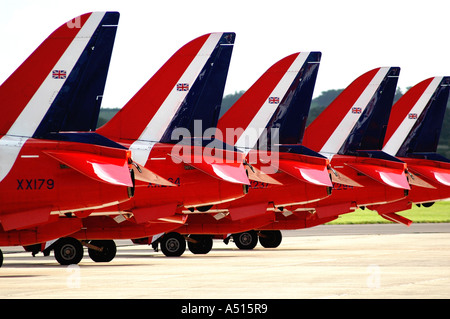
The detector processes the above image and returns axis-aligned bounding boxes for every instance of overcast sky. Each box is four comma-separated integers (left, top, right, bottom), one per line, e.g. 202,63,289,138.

1,0,449,109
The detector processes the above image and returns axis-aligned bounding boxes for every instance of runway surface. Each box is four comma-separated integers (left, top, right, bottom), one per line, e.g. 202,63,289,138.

1,223,449,299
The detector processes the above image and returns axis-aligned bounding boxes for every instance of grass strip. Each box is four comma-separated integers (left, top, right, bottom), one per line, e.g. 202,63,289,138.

327,200,450,224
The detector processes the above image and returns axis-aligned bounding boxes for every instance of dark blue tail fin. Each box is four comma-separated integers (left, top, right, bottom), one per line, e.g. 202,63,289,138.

159,33,235,143
264,52,321,147
387,76,450,158
338,67,400,155
33,12,119,138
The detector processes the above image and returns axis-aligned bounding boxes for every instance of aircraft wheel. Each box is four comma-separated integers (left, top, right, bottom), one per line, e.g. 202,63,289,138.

259,230,282,248
160,232,186,257
88,240,117,262
54,237,84,265
188,235,213,254
0,249,3,268
233,230,258,250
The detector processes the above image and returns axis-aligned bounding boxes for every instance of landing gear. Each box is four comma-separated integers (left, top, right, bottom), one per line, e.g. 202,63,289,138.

52,238,117,265
230,230,283,250
53,237,84,265
187,235,213,254
233,230,258,250
258,230,282,248
160,232,186,257
87,240,117,262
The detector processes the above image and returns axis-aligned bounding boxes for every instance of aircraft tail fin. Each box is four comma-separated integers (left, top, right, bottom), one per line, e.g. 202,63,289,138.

263,52,321,147
383,76,450,157
218,52,321,154
303,67,400,157
0,12,119,138
97,32,235,145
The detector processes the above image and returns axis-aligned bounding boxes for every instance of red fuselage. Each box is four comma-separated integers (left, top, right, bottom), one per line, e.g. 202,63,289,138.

0,138,133,246
171,154,408,235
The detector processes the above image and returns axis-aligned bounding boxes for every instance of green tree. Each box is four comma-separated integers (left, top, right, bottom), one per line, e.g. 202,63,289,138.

219,90,245,118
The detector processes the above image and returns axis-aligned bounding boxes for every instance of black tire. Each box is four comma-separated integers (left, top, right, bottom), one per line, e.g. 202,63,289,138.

0,249,3,268
233,230,258,250
188,235,213,254
160,232,186,257
88,240,117,262
54,237,84,265
259,230,282,248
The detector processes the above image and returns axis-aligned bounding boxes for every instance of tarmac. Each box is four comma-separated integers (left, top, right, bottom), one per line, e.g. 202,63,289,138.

1,223,449,299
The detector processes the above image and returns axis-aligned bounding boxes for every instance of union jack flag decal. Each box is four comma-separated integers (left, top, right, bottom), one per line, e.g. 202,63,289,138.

177,83,189,91
52,70,66,79
408,113,418,119
351,107,362,114
268,97,279,104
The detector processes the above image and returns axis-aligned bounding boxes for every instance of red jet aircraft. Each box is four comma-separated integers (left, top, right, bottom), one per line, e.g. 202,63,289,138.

242,67,412,248
0,12,137,267
147,51,337,256
28,32,255,264
234,72,450,251
368,76,450,220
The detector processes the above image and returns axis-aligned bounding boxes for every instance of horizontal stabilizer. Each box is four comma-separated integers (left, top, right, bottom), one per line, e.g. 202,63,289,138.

131,162,177,186
228,202,269,221
380,212,412,226
272,150,332,186
278,159,332,187
408,165,450,187
347,163,410,189
210,162,250,185
406,170,436,189
45,150,133,187
168,152,250,185
246,165,282,185
0,206,51,231
330,169,363,187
